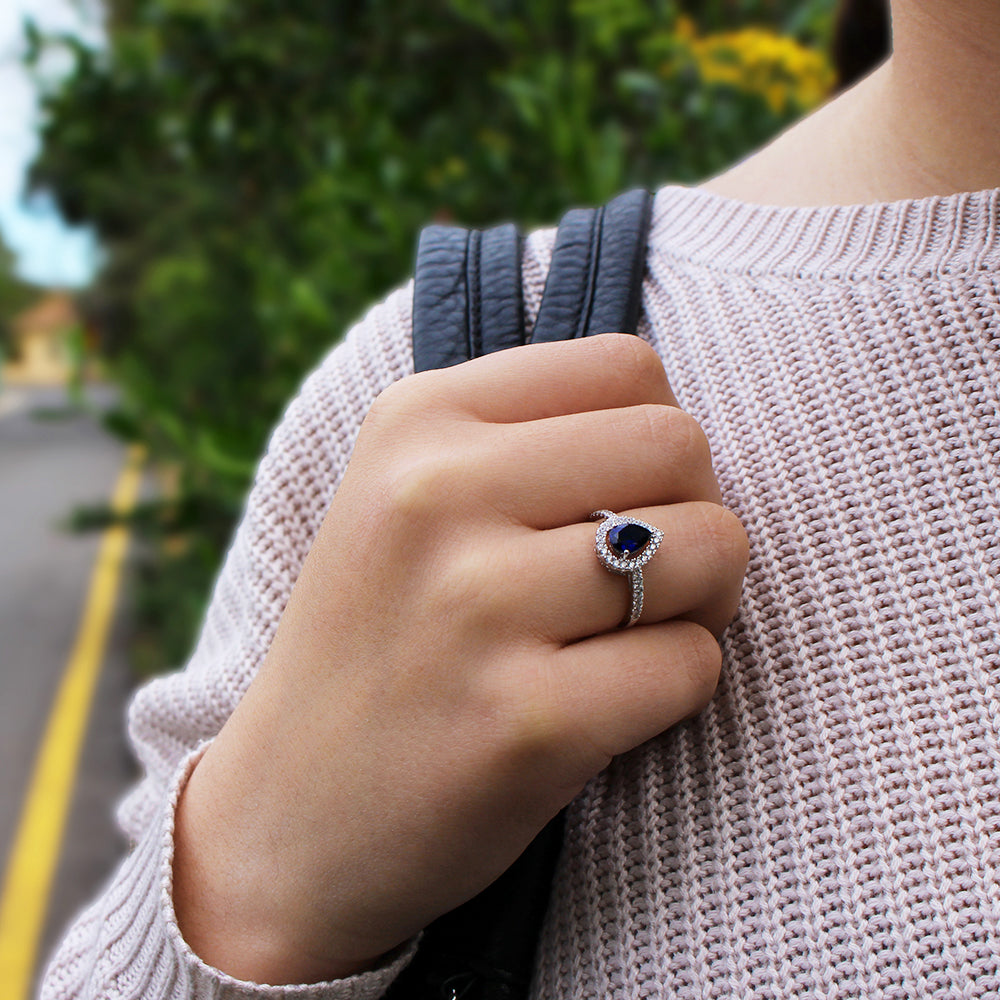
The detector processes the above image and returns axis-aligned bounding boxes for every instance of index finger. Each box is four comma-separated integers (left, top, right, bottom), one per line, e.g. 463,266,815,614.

411,333,679,423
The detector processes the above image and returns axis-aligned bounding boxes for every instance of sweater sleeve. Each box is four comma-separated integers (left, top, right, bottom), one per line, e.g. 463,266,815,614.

39,284,420,1000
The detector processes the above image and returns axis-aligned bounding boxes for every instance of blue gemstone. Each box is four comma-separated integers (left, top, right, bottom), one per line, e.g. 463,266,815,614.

608,522,651,557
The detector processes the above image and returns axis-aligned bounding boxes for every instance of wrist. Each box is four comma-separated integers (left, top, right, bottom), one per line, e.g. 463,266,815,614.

171,729,390,984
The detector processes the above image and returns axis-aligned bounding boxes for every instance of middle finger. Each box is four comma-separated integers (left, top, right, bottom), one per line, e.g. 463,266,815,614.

475,405,723,529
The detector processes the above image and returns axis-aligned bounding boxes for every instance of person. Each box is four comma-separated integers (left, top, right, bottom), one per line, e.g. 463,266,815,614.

41,0,1000,996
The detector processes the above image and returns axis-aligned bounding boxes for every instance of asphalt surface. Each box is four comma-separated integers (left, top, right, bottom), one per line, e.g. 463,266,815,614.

0,383,138,991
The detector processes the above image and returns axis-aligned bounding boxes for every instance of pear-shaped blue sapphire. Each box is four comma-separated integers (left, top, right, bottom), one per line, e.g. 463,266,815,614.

607,522,652,558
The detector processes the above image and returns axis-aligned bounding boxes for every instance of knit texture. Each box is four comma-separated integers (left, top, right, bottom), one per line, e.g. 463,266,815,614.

41,185,1000,998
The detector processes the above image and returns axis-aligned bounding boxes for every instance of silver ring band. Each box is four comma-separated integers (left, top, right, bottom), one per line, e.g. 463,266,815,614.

591,510,664,628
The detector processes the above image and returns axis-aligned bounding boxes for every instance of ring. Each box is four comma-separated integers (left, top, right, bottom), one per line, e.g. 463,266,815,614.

591,510,664,628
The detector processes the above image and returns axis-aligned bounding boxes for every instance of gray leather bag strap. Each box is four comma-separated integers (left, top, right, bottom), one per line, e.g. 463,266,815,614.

413,222,525,371
413,188,652,374
531,187,652,343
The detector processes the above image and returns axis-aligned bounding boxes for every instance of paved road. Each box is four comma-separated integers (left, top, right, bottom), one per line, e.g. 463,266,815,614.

0,383,137,991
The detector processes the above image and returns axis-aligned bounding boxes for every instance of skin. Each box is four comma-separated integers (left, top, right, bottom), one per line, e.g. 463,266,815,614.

174,0,1000,985
705,1,1000,206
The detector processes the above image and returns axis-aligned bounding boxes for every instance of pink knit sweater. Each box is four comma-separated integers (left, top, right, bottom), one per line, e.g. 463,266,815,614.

41,185,1000,998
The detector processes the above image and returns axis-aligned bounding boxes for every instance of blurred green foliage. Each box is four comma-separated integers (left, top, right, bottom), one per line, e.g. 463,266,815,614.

30,0,836,674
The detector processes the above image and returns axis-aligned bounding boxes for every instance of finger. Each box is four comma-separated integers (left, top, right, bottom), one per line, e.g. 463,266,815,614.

474,404,722,528
487,503,747,642
535,619,722,766
402,333,678,423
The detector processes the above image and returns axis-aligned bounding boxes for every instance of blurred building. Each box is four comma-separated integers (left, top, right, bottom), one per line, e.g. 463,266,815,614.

3,291,92,385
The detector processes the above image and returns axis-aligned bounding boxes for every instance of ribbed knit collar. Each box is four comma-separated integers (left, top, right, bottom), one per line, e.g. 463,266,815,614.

652,184,1000,280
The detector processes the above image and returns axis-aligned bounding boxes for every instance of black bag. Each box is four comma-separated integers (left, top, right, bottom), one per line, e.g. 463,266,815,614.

386,189,653,1000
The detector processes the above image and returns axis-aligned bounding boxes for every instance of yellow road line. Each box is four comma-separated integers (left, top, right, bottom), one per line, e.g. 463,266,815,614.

0,445,145,999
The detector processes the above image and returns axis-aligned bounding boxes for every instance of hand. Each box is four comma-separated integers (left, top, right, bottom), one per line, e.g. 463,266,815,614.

172,334,748,984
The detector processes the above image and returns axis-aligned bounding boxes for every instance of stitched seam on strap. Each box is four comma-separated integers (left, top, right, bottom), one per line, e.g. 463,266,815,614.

514,232,527,347
577,206,604,338
566,212,593,340
465,229,483,360
621,191,651,335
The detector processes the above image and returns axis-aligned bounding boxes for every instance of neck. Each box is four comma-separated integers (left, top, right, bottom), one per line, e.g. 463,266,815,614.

702,1,1000,207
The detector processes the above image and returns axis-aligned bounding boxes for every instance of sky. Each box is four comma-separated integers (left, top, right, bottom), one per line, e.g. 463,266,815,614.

0,0,103,288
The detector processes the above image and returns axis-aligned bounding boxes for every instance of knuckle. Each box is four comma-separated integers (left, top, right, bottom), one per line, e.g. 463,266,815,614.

384,449,467,522
674,620,723,706
366,376,411,423
668,407,714,469
633,403,672,449
696,503,750,582
506,684,564,756
440,545,498,622
633,405,713,470
470,656,557,759
366,370,443,429
498,662,583,770
361,385,407,447
595,334,670,398
623,404,691,458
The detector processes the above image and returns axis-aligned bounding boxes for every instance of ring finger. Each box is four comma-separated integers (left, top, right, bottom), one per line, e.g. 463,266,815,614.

496,502,747,643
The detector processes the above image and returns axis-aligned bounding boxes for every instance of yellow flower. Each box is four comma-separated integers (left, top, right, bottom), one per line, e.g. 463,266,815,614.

674,14,696,42
675,18,834,114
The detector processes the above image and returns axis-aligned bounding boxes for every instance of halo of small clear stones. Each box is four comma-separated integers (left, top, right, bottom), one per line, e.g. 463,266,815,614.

590,510,664,628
